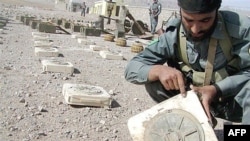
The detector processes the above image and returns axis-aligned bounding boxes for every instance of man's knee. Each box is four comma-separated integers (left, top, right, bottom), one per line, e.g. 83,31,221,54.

235,81,250,124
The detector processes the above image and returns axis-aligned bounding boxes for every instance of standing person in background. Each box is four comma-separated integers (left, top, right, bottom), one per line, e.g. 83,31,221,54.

149,0,162,34
81,2,86,17
106,0,114,24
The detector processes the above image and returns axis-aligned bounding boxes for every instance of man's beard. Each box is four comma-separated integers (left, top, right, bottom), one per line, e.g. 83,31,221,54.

182,13,218,42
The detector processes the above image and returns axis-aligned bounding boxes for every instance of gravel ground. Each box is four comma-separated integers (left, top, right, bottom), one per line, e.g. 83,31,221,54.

1,0,247,141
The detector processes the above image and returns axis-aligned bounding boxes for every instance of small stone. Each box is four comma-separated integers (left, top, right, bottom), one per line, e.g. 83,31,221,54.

19,98,25,103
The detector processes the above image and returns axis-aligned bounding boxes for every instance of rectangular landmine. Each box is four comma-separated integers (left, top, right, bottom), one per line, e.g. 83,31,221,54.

30,20,41,29
71,24,85,32
41,59,74,74
32,32,50,37
77,38,95,45
82,27,102,37
34,40,53,47
23,17,36,25
35,47,59,57
89,45,109,51
62,20,71,29
33,35,50,41
38,22,56,33
71,33,85,39
99,50,124,60
62,83,112,108
127,91,218,141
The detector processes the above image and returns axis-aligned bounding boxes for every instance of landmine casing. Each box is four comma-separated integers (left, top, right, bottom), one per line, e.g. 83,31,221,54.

62,20,71,29
41,59,74,74
71,24,85,32
35,47,59,57
77,38,95,45
38,22,56,33
131,41,144,53
32,32,50,37
23,17,36,25
89,45,109,51
115,38,126,47
99,50,124,60
20,15,30,22
82,27,102,37
34,40,53,47
62,83,112,108
71,33,85,39
127,91,218,141
33,35,50,41
103,34,115,42
30,19,41,29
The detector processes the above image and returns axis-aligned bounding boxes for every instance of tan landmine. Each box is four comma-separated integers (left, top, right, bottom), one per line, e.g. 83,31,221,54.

89,45,109,51
62,83,112,108
99,50,124,60
127,91,218,141
41,59,74,74
34,47,59,57
131,41,144,53
115,38,127,47
34,40,53,47
77,38,95,45
104,34,115,42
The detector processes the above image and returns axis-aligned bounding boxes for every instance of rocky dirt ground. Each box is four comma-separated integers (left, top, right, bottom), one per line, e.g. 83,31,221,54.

1,0,247,141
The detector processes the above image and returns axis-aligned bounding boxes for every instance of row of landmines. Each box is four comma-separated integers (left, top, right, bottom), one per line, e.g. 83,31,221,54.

15,14,145,108
16,15,100,34
17,15,145,53
32,31,115,108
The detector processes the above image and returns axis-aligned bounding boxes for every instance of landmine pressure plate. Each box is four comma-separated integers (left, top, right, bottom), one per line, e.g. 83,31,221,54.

127,91,218,141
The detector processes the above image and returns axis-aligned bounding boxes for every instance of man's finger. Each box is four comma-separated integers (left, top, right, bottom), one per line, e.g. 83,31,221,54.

177,75,186,97
202,101,212,123
162,81,170,90
173,76,179,90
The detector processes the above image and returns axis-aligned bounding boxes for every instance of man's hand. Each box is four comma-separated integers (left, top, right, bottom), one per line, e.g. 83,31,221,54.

190,85,217,124
148,65,186,96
